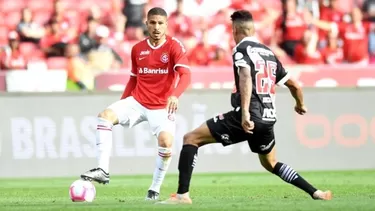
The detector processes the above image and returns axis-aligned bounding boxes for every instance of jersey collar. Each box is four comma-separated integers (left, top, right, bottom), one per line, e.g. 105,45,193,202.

232,36,260,54
147,38,167,49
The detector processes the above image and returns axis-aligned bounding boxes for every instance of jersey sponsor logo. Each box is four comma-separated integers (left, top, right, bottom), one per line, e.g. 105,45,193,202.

160,53,169,63
262,97,272,103
262,108,276,121
140,50,150,56
138,67,168,74
248,47,274,57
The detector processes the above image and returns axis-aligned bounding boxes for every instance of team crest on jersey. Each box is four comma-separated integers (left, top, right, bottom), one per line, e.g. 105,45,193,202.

234,52,243,60
160,53,169,63
168,114,175,121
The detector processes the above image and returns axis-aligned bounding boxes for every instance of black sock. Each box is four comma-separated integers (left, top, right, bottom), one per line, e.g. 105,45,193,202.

272,162,317,197
177,145,198,194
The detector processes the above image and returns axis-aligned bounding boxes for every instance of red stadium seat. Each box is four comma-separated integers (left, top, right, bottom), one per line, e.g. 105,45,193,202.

0,26,8,41
112,44,130,68
46,57,68,70
95,0,111,12
4,12,22,29
64,10,80,24
0,39,6,45
0,0,26,13
338,0,355,12
78,0,93,11
0,15,5,27
27,49,45,61
119,41,137,55
26,0,53,12
32,11,51,25
19,42,38,57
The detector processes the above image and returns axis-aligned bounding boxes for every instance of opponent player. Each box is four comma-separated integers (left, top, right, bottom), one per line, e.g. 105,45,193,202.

161,10,332,204
80,7,191,200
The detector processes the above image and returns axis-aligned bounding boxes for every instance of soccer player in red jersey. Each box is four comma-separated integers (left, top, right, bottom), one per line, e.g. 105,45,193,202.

80,7,191,200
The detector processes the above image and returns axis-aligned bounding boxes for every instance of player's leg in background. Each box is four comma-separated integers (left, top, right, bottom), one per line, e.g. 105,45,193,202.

81,97,143,184
258,147,332,200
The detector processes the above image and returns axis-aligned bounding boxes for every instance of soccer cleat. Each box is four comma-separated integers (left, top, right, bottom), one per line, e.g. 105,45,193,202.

157,193,193,204
145,190,160,201
80,168,110,184
312,190,333,200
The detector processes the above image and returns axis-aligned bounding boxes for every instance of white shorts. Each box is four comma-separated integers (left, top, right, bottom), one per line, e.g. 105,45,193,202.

107,96,176,137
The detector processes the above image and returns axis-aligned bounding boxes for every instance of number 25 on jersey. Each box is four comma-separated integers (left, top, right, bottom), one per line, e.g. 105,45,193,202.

255,59,277,95
232,59,277,95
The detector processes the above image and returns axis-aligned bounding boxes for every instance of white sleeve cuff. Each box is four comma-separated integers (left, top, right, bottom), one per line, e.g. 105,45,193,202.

173,64,190,71
276,71,291,85
235,64,251,75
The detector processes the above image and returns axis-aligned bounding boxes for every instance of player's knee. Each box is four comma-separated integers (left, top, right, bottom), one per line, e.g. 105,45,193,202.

98,109,118,124
158,141,172,148
158,131,173,148
183,132,199,146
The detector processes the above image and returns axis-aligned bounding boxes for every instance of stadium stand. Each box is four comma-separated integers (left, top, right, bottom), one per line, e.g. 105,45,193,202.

0,0,374,92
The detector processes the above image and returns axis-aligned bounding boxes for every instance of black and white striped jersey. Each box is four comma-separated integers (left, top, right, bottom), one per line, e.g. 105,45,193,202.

230,36,290,124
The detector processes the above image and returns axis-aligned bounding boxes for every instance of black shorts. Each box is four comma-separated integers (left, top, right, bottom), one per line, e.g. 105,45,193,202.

206,109,275,154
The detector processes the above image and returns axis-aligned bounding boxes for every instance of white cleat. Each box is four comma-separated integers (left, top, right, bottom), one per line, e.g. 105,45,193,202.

145,190,160,201
80,168,110,184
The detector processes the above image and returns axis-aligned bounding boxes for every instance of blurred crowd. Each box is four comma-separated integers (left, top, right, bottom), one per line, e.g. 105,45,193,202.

0,0,374,89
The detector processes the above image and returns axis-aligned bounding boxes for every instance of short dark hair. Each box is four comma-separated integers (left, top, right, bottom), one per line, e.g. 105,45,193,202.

230,10,253,22
147,7,168,17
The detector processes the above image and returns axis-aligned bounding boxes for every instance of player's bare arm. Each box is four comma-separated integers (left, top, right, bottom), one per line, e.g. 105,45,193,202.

284,78,307,115
238,66,254,133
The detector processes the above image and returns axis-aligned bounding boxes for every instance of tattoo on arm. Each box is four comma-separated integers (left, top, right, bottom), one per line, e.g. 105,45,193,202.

238,67,252,113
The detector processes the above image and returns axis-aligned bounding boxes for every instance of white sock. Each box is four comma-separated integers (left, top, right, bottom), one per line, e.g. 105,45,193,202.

149,147,172,193
96,117,113,173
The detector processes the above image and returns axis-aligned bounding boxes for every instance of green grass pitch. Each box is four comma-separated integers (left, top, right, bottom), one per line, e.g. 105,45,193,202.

0,170,374,211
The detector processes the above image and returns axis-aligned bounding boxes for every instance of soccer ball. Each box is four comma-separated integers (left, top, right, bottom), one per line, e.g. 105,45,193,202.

69,179,96,202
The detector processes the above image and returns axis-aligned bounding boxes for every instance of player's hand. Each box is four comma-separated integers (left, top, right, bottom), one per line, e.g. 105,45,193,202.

241,112,254,134
166,96,179,114
295,104,307,115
